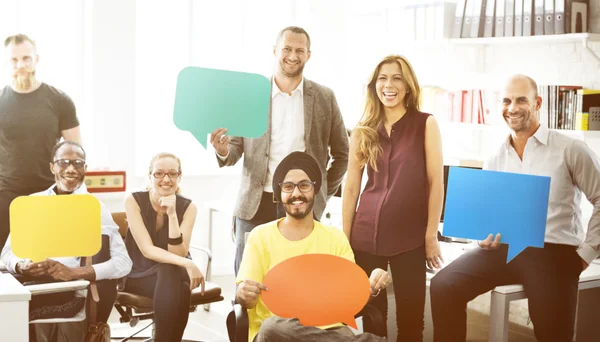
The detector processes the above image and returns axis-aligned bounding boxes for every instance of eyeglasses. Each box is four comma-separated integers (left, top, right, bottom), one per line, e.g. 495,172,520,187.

53,159,85,169
279,181,315,193
152,171,181,179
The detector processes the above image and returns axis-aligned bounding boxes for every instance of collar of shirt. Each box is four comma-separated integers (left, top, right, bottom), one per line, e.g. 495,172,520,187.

271,77,304,99
503,124,550,150
46,182,89,196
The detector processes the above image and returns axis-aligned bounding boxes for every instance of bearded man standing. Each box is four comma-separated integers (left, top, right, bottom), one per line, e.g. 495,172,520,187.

0,34,81,248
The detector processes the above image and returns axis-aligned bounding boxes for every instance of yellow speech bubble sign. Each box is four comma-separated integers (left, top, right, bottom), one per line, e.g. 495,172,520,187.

10,194,102,262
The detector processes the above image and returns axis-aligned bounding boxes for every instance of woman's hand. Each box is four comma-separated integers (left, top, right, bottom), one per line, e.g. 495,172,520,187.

183,260,205,294
426,235,444,270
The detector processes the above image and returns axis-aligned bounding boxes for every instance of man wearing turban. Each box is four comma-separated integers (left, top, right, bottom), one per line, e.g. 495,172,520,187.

235,151,390,342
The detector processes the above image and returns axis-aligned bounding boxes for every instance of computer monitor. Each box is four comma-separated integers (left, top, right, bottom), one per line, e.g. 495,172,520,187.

440,165,482,222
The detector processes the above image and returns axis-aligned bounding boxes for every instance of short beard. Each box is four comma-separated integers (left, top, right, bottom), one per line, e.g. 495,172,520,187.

279,60,304,78
285,197,315,219
13,71,36,92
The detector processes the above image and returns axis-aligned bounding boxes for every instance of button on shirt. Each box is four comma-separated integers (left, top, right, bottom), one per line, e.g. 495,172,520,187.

1,183,132,280
484,124,600,264
264,79,306,192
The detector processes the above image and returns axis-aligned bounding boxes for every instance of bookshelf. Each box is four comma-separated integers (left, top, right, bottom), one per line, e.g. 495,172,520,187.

449,32,600,45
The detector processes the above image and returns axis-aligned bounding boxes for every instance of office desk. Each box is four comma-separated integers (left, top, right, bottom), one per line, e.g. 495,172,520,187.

0,273,31,341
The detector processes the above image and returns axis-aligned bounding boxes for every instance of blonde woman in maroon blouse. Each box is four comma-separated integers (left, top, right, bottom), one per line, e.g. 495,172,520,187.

342,55,444,342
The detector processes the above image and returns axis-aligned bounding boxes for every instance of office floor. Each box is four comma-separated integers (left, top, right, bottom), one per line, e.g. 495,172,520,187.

108,275,535,342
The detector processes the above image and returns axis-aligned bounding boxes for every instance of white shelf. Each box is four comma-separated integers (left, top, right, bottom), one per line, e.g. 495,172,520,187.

448,32,600,46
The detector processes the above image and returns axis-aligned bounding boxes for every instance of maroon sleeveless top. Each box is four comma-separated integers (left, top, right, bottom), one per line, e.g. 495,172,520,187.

350,109,431,256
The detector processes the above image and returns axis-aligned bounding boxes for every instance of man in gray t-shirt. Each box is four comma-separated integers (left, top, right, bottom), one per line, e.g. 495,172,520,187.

0,34,81,248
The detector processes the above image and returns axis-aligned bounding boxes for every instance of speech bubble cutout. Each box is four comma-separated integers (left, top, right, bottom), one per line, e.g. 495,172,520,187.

261,254,370,329
443,167,550,262
173,66,271,148
10,194,102,262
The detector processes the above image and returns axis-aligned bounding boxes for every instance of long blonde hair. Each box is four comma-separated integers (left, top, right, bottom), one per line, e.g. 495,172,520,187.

354,55,421,171
147,152,183,194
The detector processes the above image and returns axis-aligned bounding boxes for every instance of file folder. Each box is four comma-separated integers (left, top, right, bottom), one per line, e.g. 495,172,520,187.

453,0,467,38
555,0,566,34
515,0,524,36
505,0,515,37
523,0,533,36
544,0,555,34
534,0,544,35
495,0,505,37
483,0,496,37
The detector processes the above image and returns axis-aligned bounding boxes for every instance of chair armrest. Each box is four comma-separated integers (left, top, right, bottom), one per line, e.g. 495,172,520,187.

356,303,386,337
25,280,90,295
189,245,212,261
227,303,249,342
189,245,213,280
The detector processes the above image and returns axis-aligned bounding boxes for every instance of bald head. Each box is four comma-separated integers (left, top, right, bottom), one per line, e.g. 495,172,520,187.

506,74,538,98
501,74,542,133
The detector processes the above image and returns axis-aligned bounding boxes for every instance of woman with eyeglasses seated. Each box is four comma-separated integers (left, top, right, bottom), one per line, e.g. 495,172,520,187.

123,152,204,342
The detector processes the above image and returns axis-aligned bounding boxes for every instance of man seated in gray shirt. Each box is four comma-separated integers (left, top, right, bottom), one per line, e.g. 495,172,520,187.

0,33,81,249
430,74,600,342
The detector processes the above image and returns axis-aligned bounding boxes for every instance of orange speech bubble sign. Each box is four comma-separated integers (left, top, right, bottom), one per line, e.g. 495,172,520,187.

261,254,370,329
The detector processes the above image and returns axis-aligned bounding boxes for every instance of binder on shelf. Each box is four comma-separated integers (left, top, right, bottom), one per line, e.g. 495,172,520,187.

470,0,485,38
483,0,496,37
523,0,533,36
534,0,544,35
567,0,589,33
505,0,515,37
461,0,473,38
544,0,555,35
555,0,566,34
434,2,458,39
495,0,505,37
514,0,524,36
453,0,467,38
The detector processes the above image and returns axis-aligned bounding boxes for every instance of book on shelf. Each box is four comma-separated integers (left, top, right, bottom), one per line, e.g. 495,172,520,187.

421,87,500,125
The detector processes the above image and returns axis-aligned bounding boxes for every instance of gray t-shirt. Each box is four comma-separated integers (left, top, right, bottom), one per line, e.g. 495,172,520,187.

0,83,79,192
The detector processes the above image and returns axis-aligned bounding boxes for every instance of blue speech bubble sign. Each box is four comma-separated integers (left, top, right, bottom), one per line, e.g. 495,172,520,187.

443,167,550,262
173,66,271,148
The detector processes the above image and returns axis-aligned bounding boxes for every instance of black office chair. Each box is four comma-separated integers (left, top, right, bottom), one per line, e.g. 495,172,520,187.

111,212,225,342
226,303,386,342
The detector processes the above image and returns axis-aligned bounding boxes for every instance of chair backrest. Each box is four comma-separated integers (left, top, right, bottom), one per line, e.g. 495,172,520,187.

112,212,129,239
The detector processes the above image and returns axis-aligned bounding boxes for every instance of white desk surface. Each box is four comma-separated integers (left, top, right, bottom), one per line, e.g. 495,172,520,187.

0,273,31,302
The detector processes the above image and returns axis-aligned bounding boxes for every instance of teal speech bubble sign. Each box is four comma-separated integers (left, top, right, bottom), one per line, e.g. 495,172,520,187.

174,67,271,148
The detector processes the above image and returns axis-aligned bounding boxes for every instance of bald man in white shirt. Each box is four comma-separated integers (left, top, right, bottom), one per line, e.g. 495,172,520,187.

430,74,600,342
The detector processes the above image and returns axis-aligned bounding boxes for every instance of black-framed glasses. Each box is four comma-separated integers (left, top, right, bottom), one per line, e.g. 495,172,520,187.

152,171,181,179
279,181,315,193
53,159,85,169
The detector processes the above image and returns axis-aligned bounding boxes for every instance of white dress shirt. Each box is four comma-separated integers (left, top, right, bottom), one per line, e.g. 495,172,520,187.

484,124,600,264
264,78,306,192
0,183,132,280
217,78,306,192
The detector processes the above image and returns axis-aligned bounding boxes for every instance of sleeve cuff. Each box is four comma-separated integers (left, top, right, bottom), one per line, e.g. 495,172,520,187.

216,151,229,161
577,243,598,265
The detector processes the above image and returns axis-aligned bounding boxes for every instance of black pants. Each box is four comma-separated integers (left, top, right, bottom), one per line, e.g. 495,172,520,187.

125,264,191,342
354,245,426,342
430,243,583,342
